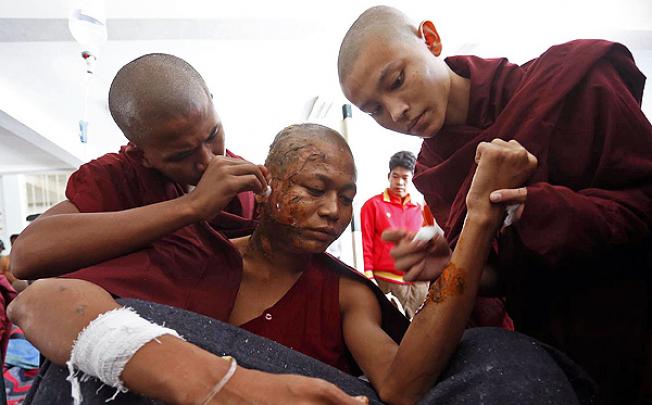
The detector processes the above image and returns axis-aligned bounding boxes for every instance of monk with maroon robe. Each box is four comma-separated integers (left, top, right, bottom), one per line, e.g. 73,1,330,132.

339,6,652,405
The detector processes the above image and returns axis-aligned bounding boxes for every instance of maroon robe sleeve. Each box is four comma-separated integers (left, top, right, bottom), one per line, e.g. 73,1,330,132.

66,155,134,213
514,60,652,268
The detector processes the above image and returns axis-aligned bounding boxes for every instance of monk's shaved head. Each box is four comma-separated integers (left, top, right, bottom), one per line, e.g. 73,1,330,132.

108,53,211,145
266,123,354,179
338,6,417,84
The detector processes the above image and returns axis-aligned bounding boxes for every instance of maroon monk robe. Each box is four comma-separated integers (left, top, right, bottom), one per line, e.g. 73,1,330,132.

63,144,256,322
414,40,652,404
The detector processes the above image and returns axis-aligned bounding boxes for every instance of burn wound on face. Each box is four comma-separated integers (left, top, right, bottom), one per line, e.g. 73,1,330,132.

250,123,355,255
272,147,325,226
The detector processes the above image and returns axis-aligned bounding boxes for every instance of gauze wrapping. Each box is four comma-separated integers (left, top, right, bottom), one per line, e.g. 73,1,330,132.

66,307,182,404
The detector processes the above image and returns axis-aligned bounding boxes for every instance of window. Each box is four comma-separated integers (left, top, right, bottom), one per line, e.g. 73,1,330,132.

24,172,72,218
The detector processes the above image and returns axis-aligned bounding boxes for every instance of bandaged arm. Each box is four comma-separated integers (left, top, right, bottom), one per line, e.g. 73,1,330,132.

7,278,238,405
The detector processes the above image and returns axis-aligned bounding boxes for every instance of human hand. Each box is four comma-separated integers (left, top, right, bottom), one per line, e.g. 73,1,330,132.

215,367,369,404
466,139,537,215
187,156,269,221
489,188,526,229
383,228,451,282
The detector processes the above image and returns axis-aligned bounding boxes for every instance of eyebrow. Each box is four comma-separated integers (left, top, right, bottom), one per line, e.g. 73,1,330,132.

378,62,394,89
314,173,356,192
359,61,396,112
166,125,218,162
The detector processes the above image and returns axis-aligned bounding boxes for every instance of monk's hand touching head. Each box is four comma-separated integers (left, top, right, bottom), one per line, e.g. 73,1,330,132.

466,139,537,216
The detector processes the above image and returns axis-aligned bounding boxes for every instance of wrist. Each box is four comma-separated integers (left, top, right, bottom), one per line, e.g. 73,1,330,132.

173,354,236,405
464,206,501,229
176,192,206,223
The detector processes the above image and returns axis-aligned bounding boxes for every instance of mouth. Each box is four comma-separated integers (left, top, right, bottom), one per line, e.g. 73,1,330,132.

303,227,340,241
407,110,428,135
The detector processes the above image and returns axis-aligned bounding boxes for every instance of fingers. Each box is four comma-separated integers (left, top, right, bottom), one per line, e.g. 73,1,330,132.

489,187,527,204
319,381,368,404
476,139,531,162
258,164,272,184
229,165,268,192
210,158,268,193
381,228,410,243
392,243,429,272
403,262,427,282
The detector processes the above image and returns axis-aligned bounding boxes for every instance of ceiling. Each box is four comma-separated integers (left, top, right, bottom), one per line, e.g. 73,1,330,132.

1,0,651,172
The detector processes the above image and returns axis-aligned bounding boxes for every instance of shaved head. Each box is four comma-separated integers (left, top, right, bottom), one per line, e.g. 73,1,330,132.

338,6,417,84
108,53,211,145
265,123,354,179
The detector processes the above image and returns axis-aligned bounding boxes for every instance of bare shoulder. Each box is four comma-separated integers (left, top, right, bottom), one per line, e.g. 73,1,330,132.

339,276,381,319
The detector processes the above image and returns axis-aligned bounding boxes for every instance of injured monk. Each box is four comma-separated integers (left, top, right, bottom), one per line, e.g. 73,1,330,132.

8,124,591,405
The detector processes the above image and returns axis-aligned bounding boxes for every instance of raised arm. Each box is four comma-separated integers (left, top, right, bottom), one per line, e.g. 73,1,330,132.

8,279,365,405
11,156,267,280
342,139,537,404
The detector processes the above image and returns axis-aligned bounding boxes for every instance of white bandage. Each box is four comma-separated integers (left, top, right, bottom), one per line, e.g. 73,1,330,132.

66,307,182,404
503,204,521,228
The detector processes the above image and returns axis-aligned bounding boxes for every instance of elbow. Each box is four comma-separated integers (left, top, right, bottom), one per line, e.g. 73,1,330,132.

7,281,38,326
8,279,63,329
9,259,35,281
378,386,418,405
10,238,42,280
9,257,30,281
377,375,433,405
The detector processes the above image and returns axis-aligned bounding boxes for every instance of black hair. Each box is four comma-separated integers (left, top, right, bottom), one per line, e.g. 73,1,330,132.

389,150,416,173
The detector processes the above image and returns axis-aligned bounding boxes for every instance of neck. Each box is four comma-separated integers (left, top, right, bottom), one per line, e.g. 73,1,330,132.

445,69,471,126
243,227,311,277
388,188,407,201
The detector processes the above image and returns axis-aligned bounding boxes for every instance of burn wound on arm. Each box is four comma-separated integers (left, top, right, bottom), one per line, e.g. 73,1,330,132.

415,262,465,315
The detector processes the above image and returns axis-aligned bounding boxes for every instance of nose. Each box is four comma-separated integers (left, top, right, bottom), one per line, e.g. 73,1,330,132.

386,98,409,123
318,192,340,221
195,144,215,172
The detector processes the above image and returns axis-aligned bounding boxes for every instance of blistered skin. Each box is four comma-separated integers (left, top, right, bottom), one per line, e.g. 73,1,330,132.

251,136,356,256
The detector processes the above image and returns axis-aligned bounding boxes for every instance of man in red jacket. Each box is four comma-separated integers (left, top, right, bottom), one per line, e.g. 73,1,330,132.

360,151,428,318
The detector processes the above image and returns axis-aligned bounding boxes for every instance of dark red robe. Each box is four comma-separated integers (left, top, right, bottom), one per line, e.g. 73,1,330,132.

64,145,256,322
414,40,652,403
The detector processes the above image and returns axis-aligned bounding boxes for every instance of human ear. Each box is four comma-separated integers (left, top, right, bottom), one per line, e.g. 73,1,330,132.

418,20,442,56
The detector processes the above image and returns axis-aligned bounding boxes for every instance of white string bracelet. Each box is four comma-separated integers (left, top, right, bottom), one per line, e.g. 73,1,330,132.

66,307,182,405
200,357,238,405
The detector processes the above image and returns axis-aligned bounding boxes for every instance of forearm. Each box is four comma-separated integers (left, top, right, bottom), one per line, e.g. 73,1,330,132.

12,196,199,279
7,279,235,405
380,211,500,404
